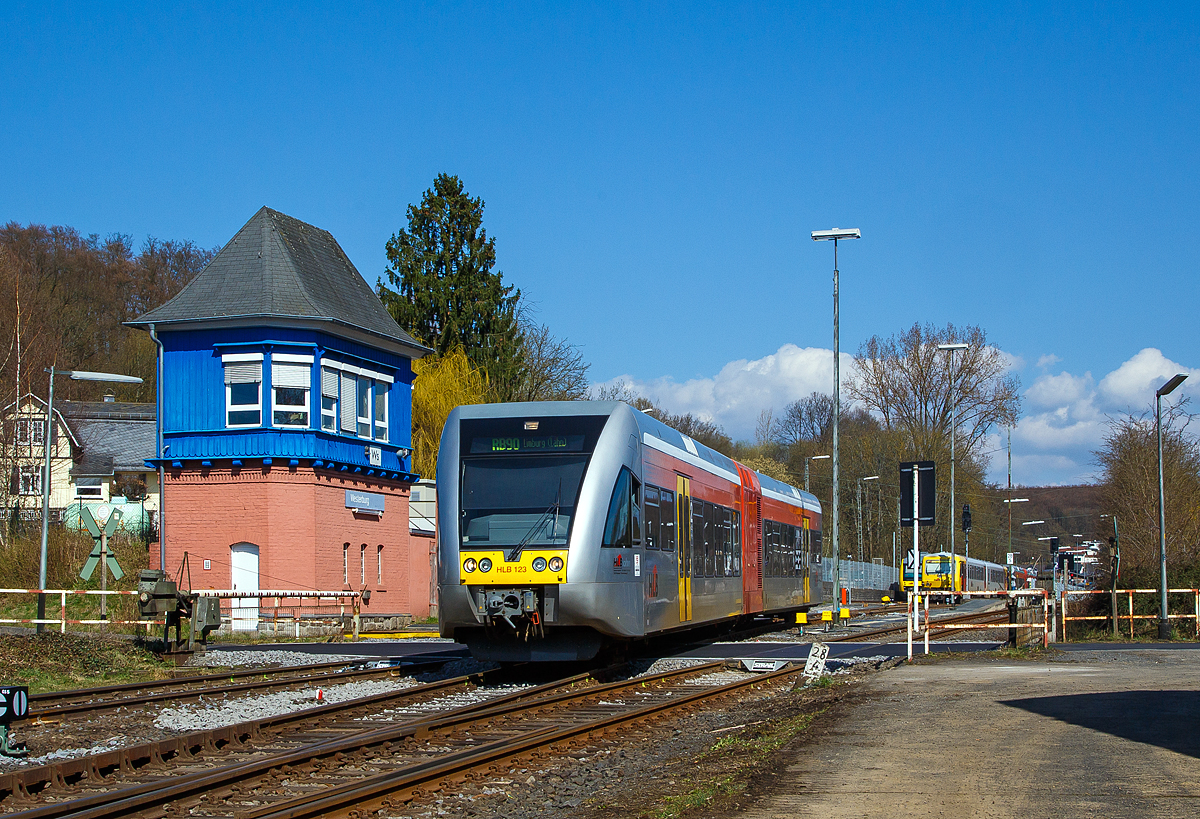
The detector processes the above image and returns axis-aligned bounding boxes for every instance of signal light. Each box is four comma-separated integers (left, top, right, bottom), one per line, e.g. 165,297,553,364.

479,558,493,573
961,504,972,533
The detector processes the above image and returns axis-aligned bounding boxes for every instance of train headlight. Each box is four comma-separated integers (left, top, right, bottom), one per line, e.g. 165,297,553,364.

463,558,477,573
479,558,493,573
532,557,547,572
548,556,564,572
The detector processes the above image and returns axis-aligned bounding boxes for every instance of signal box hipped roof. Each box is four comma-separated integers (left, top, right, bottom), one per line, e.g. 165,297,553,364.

129,207,429,358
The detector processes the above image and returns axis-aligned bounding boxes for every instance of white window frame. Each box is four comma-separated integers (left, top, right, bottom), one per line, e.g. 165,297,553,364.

19,465,42,496
320,367,339,432
360,543,367,586
270,354,313,429
75,477,104,499
377,544,383,584
320,358,393,442
223,353,264,429
343,543,349,585
15,417,45,446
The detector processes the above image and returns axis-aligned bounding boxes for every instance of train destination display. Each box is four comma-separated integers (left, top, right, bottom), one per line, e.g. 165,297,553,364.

470,435,585,454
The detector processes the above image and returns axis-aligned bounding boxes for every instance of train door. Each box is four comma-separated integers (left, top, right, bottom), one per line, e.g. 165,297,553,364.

676,474,692,623
735,465,763,614
802,517,811,602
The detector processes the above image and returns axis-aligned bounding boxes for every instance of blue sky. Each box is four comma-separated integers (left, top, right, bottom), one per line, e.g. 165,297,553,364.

3,2,1197,486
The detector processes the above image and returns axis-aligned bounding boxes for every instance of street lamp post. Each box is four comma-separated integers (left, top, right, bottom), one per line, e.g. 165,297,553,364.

857,475,879,562
37,367,143,632
804,454,830,494
1156,373,1188,639
937,343,969,559
811,228,860,611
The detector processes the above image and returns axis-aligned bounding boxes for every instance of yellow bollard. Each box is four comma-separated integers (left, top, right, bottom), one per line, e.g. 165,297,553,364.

839,607,851,620
821,610,833,622
796,612,808,625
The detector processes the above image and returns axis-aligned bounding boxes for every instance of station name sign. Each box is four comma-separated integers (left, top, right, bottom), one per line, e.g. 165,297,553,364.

346,490,385,515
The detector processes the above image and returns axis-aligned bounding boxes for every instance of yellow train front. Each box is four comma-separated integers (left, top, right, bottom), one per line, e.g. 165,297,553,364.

900,551,1009,603
436,401,824,662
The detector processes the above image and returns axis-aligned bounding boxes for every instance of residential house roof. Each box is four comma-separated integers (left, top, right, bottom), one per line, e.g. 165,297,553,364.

58,401,157,476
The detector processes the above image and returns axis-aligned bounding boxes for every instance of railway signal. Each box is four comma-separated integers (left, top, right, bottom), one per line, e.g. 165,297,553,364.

962,504,971,533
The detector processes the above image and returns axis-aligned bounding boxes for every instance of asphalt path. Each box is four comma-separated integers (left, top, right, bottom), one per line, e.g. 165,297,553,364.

730,644,1200,818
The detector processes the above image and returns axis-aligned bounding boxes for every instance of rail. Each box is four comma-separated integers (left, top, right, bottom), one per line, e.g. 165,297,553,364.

1060,588,1200,640
908,589,1050,659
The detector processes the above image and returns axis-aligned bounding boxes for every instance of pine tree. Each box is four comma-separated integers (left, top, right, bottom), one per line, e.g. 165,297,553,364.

379,174,524,398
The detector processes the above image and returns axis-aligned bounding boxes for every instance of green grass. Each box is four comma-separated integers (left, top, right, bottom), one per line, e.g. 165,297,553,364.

648,707,824,819
0,632,176,693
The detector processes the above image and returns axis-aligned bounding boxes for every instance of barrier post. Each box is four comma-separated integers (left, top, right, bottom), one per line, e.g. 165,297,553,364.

1128,590,1134,639
59,592,67,634
1195,590,1199,638
1061,595,1067,642
907,596,913,661
923,594,930,655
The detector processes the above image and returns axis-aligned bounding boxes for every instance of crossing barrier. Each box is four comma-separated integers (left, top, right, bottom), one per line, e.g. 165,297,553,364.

1060,588,1200,640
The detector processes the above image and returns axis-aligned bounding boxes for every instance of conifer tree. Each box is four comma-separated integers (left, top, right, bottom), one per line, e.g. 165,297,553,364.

379,174,524,399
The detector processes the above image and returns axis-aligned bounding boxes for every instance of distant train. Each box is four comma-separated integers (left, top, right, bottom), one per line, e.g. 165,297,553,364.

900,551,1013,603
436,401,823,662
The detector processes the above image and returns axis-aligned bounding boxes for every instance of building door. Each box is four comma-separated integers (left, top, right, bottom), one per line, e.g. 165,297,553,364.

676,475,692,623
230,543,260,632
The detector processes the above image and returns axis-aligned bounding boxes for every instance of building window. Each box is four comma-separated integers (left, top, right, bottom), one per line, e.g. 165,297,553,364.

224,355,263,427
360,543,367,586
75,477,103,498
321,368,338,431
15,418,45,446
18,465,42,496
377,545,383,584
271,360,310,427
374,381,388,441
343,543,350,585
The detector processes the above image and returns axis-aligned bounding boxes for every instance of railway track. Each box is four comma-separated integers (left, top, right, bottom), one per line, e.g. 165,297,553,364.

26,653,457,720
2,660,792,819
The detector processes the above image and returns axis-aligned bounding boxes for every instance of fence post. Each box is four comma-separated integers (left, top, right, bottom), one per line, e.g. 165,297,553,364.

923,594,930,655
1194,590,1199,639
1128,591,1134,640
1061,595,1068,643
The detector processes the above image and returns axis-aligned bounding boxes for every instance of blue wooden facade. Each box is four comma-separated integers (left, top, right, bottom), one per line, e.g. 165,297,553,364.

155,326,417,480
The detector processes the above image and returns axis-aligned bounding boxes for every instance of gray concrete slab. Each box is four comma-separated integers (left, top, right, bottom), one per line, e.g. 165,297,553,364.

731,647,1200,818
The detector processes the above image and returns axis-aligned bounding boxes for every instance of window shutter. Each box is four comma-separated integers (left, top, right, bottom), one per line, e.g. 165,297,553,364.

272,363,310,389
321,367,339,398
224,362,262,384
340,372,357,432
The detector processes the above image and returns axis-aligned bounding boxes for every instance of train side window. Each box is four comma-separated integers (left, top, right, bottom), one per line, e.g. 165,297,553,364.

631,475,642,546
705,501,716,578
644,485,660,550
732,509,742,576
659,488,675,551
603,467,633,548
691,500,705,576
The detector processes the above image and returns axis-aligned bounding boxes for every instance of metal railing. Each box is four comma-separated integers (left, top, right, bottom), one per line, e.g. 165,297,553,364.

840,558,899,594
1060,588,1200,640
0,588,158,632
908,589,1050,659
194,589,364,638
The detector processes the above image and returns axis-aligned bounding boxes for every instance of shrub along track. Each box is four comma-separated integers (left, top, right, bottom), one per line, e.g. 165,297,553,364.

1,661,803,819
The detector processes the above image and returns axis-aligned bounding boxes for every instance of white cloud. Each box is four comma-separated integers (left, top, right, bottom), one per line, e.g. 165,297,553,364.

1025,371,1094,409
594,344,852,439
1036,353,1062,369
1098,348,1194,408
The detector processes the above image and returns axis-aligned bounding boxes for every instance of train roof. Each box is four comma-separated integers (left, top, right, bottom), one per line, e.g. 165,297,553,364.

450,400,820,513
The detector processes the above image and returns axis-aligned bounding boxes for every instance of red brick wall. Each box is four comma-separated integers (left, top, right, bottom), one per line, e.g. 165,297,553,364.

152,465,430,618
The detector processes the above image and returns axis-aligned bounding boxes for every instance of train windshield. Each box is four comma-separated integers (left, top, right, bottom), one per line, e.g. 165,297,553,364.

460,456,589,548
925,557,953,575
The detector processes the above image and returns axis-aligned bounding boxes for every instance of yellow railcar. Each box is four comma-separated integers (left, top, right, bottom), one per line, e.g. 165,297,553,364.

900,551,1008,603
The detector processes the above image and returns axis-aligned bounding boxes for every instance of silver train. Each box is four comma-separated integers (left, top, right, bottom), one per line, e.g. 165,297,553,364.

437,401,824,662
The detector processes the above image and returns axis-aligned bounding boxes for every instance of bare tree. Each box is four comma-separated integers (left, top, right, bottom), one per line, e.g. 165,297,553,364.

774,392,835,446
507,322,590,402
1095,401,1200,571
848,322,1020,458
